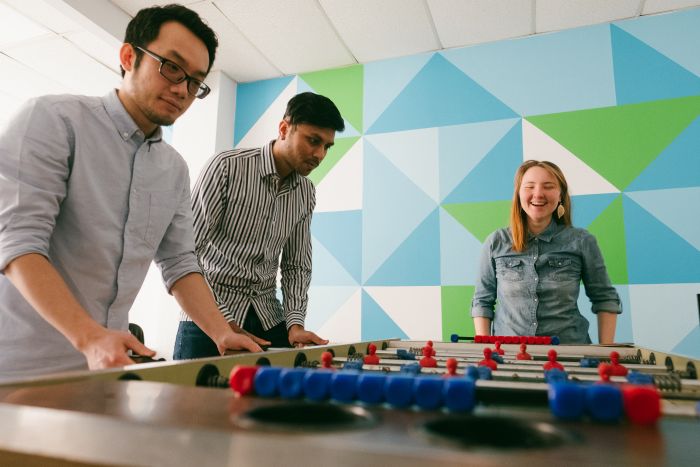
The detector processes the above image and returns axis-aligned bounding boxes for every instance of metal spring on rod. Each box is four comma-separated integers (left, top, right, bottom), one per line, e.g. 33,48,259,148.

653,373,682,392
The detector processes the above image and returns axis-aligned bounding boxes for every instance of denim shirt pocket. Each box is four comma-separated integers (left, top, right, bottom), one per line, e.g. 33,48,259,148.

495,257,525,281
546,257,581,282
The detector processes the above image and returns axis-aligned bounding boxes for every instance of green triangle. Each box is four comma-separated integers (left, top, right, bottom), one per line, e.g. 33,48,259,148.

441,286,475,341
587,194,627,284
526,95,700,190
307,136,360,186
443,200,512,242
300,64,363,133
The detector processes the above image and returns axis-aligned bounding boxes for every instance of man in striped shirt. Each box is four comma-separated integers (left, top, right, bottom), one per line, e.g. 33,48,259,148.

173,92,345,358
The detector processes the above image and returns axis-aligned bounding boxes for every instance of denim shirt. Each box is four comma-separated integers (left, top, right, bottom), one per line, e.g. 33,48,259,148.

471,221,621,343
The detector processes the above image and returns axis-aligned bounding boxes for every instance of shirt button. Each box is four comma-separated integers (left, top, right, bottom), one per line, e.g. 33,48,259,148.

534,297,538,302
535,277,538,281
123,132,129,138
533,256,538,260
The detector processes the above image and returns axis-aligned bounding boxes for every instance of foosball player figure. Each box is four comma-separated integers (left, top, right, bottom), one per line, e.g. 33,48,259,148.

364,343,380,365
543,349,564,371
609,351,629,376
419,342,438,368
598,362,613,383
321,351,335,370
494,340,505,355
479,347,498,370
444,357,458,377
516,343,532,360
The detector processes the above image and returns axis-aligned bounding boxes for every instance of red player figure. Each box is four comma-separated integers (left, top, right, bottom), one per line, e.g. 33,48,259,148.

363,343,380,365
516,343,532,360
609,351,629,376
598,362,612,383
543,349,564,371
494,340,505,355
426,340,436,356
479,347,498,370
419,343,438,368
321,351,334,370
444,357,458,377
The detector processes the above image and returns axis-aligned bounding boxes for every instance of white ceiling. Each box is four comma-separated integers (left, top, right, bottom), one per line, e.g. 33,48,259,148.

2,0,700,128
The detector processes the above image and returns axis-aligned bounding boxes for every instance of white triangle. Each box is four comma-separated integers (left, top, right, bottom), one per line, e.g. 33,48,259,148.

317,289,362,343
522,120,619,196
236,77,298,148
365,128,440,202
363,286,442,340
315,137,363,212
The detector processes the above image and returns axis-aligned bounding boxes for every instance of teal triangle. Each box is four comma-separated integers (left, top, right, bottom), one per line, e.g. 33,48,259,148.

312,210,362,283
367,54,517,134
234,76,294,145
311,237,357,286
611,25,700,105
571,193,619,228
361,290,409,340
672,326,700,358
623,195,700,284
366,209,440,286
627,115,700,191
444,120,522,203
626,188,700,251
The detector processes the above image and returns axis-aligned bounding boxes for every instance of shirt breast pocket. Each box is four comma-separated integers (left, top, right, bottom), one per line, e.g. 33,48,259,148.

495,258,524,281
547,257,581,282
145,190,178,248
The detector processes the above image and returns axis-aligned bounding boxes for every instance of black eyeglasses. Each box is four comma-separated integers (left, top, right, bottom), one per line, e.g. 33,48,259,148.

134,46,210,99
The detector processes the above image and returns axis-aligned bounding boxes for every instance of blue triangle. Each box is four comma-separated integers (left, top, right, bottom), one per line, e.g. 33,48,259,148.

367,54,517,134
312,210,362,283
361,290,409,340
627,115,700,191
363,140,437,281
571,193,619,228
366,209,440,286
439,207,483,285
623,195,700,284
672,326,700,358
611,25,700,106
444,120,522,203
234,76,294,145
310,237,357,286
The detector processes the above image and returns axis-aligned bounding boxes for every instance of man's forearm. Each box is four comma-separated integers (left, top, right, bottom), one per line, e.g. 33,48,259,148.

4,253,105,350
170,272,232,344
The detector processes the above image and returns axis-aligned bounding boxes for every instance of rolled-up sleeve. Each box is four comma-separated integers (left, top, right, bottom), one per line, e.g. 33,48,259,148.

0,98,71,271
154,171,202,291
580,233,621,314
471,233,497,319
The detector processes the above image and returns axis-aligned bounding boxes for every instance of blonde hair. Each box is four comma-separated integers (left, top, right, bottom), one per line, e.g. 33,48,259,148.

510,160,572,252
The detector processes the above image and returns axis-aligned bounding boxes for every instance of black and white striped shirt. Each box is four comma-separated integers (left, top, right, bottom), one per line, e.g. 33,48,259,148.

185,141,314,330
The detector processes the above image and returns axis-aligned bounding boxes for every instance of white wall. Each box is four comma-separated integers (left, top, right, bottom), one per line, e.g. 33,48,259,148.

129,70,237,359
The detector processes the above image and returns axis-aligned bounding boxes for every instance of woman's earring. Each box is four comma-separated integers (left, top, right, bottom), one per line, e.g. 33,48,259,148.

557,202,566,219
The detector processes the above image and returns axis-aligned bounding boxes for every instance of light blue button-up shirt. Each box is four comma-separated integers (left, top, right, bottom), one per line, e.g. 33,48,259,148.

471,221,621,343
0,91,200,381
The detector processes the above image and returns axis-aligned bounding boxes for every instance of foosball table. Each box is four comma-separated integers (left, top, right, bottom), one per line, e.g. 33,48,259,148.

0,339,698,466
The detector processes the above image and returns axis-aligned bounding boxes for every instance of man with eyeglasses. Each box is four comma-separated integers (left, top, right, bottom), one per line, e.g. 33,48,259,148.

0,4,260,382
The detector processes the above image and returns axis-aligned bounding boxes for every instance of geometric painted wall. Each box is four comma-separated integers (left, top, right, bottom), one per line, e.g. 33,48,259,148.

233,8,700,358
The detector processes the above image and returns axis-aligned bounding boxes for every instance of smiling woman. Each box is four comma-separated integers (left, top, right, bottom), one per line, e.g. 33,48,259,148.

470,160,621,345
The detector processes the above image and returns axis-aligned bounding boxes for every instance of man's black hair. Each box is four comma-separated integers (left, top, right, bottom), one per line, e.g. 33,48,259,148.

284,92,345,132
121,4,218,77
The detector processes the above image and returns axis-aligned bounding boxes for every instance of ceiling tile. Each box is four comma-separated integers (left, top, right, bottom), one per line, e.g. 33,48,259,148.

188,2,282,82
320,0,440,63
0,54,71,101
428,0,534,48
642,0,700,14
537,0,642,32
5,35,121,97
4,0,81,35
214,0,355,75
0,2,50,47
64,30,121,73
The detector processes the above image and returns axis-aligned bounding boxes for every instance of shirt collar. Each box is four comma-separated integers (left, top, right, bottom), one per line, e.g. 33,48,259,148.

102,89,162,143
528,219,564,242
259,140,301,190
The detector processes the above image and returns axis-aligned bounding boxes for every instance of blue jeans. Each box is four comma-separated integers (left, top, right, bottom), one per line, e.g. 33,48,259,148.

172,306,291,359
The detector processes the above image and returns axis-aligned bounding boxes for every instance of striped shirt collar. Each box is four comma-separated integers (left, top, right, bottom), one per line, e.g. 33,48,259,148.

103,89,162,143
260,139,302,190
